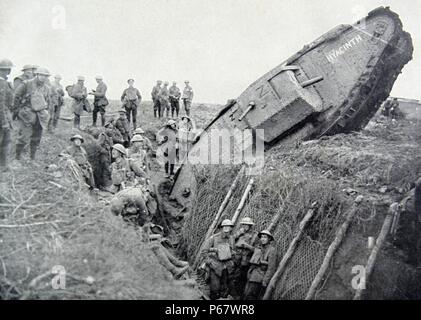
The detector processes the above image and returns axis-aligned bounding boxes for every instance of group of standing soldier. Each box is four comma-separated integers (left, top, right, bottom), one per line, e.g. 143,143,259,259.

201,217,277,300
151,80,194,118
0,60,64,169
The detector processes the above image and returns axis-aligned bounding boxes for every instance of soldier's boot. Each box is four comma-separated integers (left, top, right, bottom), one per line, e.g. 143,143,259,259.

151,245,188,278
101,114,106,127
30,144,38,160
15,144,24,160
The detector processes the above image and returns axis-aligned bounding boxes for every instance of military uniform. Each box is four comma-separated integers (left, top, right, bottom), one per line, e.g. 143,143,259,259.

169,84,181,117
157,125,178,176
13,78,51,160
244,243,277,300
0,75,14,168
48,81,65,131
92,82,108,126
70,83,90,129
62,144,95,188
121,87,142,129
110,156,131,193
115,116,131,147
159,85,170,118
202,232,237,300
13,73,33,92
182,84,194,116
151,84,161,118
233,228,258,296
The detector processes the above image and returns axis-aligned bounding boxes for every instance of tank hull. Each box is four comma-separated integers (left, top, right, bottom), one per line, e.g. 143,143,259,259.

171,7,413,207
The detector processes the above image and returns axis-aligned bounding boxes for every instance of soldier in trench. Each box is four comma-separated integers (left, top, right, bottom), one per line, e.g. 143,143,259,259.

201,219,237,300
244,229,277,300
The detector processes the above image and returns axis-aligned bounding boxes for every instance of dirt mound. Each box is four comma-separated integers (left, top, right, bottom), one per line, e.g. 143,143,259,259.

0,132,198,300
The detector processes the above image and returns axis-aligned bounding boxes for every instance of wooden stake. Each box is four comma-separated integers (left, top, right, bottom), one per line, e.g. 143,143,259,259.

305,206,358,300
353,203,396,300
263,208,315,300
231,177,254,225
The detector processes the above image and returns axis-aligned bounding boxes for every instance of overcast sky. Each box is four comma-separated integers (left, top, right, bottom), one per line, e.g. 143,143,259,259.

0,0,419,103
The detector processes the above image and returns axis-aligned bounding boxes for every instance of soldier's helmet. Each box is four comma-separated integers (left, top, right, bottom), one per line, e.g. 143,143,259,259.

258,229,274,240
167,119,176,127
118,109,127,115
0,59,14,69
131,134,144,143
184,80,189,84
133,127,145,135
34,67,51,76
22,64,37,71
221,219,234,227
127,78,134,83
70,134,84,143
95,75,103,80
54,74,62,80
240,217,255,225
164,81,169,86
112,143,127,156
77,76,85,81
157,80,162,84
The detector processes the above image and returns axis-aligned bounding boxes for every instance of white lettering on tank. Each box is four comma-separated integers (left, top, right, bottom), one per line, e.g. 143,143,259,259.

325,34,364,63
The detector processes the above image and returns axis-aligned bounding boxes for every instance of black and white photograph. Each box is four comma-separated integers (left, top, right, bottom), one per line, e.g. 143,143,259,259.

1,0,420,309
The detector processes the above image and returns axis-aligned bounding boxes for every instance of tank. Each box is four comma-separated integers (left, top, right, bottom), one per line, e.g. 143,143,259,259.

170,7,413,208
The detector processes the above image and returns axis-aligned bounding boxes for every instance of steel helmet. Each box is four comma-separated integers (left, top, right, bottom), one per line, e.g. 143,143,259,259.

133,127,145,134
0,59,14,69
164,81,169,85
221,219,234,227
70,134,84,143
258,229,274,239
131,134,144,142
22,64,37,71
34,67,51,76
95,75,103,80
118,109,127,114
167,119,176,126
240,217,255,225
77,76,85,81
112,143,127,156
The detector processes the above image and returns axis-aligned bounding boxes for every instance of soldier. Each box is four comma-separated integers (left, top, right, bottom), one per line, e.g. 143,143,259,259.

47,74,65,132
182,80,194,116
96,132,113,189
157,119,178,177
13,67,51,161
0,59,14,170
70,76,90,130
244,229,277,300
61,134,95,188
90,75,108,127
151,80,162,118
169,81,181,118
128,134,149,182
233,217,258,297
110,143,131,193
133,127,153,154
121,79,142,129
201,219,237,300
110,186,150,226
159,82,170,118
13,64,37,91
114,109,131,147
104,119,124,145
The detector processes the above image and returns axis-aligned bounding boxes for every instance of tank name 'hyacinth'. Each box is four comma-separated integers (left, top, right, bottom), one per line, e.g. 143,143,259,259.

325,34,364,63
